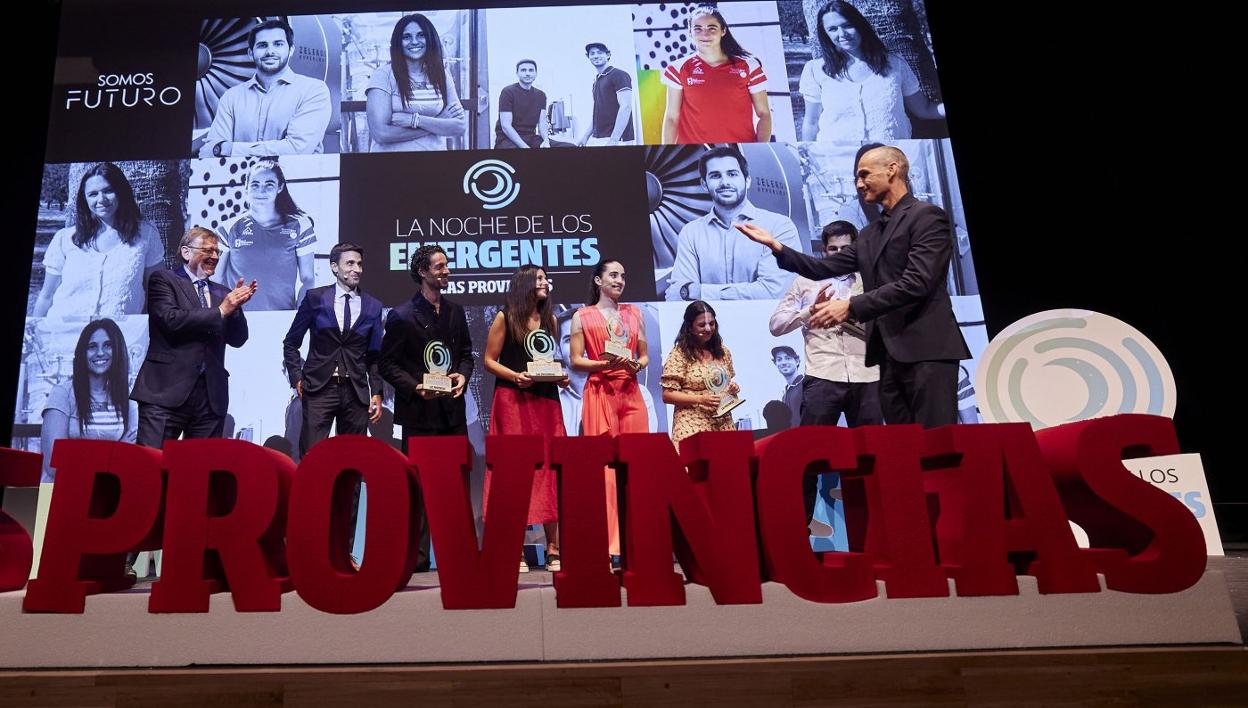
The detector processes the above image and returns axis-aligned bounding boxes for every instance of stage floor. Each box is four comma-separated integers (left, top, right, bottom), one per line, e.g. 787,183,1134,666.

1,646,1245,706
1214,550,1248,637
1,553,1244,705
417,550,1248,639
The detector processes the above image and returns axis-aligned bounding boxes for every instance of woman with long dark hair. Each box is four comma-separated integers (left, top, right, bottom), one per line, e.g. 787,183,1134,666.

39,318,138,482
661,4,772,144
569,259,649,562
661,301,740,444
483,265,569,572
214,158,316,310
366,13,467,152
33,163,164,319
799,0,944,141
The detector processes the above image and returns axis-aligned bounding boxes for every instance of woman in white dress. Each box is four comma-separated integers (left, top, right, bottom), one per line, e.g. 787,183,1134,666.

32,163,163,320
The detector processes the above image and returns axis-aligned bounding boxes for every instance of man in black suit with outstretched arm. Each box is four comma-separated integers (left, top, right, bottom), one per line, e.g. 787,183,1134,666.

738,145,969,427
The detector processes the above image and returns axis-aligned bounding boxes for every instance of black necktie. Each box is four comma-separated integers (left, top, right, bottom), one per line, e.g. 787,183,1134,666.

343,293,352,334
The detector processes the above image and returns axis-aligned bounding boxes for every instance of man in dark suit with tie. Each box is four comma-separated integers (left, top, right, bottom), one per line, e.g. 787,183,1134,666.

131,226,257,447
739,145,969,427
380,244,473,571
282,242,384,456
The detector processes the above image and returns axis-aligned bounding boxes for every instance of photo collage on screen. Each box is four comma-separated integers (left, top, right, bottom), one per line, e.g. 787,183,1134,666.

25,2,983,553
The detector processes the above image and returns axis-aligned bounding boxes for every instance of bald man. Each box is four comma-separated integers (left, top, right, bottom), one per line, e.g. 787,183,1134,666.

738,146,969,427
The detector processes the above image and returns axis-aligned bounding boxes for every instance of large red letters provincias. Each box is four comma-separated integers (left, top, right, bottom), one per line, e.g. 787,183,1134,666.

0,415,1205,614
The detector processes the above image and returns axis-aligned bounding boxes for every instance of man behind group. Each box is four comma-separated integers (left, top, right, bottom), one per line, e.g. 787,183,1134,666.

770,220,882,524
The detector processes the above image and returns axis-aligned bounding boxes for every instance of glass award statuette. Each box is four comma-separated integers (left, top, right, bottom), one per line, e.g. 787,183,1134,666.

524,329,565,381
422,340,454,394
604,312,632,360
704,362,744,418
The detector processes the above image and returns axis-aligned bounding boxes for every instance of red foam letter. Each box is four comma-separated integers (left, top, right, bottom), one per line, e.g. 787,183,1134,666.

411,435,538,609
848,425,948,598
924,424,1099,595
1036,414,1204,593
550,435,621,608
149,439,294,612
287,435,417,614
24,441,164,613
755,427,876,603
618,431,761,606
0,447,41,592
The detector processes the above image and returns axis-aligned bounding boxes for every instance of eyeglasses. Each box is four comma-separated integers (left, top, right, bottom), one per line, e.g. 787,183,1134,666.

183,246,222,257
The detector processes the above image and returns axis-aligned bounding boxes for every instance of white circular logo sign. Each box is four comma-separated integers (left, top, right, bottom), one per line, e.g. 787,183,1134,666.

975,309,1175,429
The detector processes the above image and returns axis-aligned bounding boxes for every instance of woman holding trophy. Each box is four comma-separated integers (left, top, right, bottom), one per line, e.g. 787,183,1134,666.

568,260,650,565
660,301,742,445
483,265,569,572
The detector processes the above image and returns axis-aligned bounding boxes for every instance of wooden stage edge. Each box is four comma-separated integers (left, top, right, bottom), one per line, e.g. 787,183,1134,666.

3,645,1246,706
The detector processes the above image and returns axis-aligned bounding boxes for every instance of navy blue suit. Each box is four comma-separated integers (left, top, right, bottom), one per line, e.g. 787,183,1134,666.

282,284,384,455
131,267,248,446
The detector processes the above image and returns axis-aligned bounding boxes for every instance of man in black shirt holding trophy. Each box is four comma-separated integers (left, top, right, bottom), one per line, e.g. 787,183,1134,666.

380,244,474,571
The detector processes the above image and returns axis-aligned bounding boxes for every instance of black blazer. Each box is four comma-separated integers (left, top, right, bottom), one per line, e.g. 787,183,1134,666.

130,267,248,415
282,284,384,406
379,294,474,430
775,193,970,366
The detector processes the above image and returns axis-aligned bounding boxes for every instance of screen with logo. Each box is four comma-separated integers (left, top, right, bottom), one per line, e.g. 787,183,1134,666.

17,0,986,522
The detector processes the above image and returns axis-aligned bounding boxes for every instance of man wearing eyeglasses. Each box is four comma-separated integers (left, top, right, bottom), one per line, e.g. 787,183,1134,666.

131,226,258,447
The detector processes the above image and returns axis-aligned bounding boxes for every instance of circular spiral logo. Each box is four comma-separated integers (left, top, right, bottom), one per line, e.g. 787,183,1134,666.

423,340,451,375
606,314,629,342
524,329,557,362
462,159,520,210
704,364,729,393
975,309,1175,429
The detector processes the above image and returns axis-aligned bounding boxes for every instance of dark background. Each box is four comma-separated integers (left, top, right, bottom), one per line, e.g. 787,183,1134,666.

7,0,1237,540
44,2,198,162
